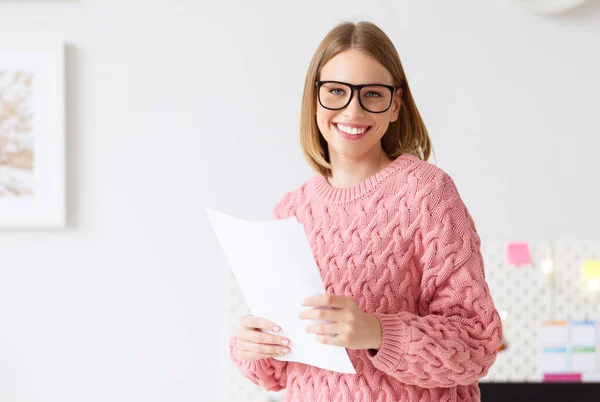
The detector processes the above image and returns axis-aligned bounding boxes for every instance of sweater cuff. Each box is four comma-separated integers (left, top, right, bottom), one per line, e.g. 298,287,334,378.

367,313,412,373
242,356,282,374
230,336,286,387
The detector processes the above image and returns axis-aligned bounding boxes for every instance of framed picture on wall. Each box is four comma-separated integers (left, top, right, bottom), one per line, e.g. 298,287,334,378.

0,41,66,228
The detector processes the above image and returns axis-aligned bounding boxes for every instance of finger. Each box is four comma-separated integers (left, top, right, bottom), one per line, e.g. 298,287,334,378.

240,328,290,346
299,306,346,321
240,350,285,360
315,333,344,346
238,339,290,356
302,294,351,308
305,322,342,336
240,315,281,332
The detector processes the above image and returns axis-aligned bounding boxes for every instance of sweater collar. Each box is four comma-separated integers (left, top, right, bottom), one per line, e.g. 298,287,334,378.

309,153,417,205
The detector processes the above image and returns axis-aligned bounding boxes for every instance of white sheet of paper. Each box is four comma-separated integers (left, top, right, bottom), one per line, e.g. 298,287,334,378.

540,323,568,346
571,321,597,346
206,207,356,374
540,349,569,373
572,350,596,372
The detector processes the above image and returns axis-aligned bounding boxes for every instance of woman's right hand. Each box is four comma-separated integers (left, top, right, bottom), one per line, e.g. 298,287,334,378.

235,315,291,361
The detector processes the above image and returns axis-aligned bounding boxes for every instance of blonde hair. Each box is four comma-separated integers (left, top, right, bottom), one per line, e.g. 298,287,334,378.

300,21,432,177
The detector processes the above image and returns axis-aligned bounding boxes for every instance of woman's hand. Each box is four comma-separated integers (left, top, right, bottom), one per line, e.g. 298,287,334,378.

235,315,291,361
299,294,382,350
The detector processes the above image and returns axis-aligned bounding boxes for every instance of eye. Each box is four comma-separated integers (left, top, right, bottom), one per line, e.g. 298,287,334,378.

364,91,382,98
330,88,346,96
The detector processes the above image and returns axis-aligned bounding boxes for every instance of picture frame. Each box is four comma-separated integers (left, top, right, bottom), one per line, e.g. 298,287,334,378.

0,41,66,228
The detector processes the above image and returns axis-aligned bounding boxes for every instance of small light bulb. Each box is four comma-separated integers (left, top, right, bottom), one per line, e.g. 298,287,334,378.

589,278,599,291
541,259,554,274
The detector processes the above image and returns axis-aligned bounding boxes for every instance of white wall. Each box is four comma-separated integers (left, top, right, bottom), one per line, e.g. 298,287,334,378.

0,1,599,401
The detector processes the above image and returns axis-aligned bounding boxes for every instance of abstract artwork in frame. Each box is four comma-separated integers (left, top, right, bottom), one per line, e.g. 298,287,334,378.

0,41,65,228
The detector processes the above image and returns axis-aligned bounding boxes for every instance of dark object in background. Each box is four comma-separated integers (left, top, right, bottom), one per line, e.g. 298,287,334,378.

479,383,599,402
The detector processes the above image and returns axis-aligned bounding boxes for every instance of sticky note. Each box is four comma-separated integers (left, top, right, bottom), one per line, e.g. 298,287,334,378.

506,242,531,265
583,261,600,281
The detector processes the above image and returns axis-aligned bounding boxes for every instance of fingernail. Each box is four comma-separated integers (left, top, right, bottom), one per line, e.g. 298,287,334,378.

273,326,280,332
281,339,289,345
301,299,307,305
282,348,290,354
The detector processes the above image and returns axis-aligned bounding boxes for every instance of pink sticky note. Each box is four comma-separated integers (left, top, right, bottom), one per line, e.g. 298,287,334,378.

506,242,531,266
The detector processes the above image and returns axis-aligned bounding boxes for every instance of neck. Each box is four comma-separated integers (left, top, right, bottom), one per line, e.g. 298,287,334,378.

328,147,392,188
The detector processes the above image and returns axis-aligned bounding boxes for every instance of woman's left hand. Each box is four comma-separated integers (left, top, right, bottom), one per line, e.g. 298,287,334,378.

299,294,382,350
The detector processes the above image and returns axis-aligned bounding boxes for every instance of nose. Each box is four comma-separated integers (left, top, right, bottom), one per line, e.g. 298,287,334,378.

343,90,365,119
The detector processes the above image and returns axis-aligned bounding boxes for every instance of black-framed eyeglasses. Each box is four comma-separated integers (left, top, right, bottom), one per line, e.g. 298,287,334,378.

315,80,398,114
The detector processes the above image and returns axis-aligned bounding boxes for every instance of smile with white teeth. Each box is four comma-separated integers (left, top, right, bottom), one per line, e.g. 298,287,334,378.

335,123,370,135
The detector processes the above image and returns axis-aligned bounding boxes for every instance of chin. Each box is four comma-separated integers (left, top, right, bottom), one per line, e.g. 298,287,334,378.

328,143,377,160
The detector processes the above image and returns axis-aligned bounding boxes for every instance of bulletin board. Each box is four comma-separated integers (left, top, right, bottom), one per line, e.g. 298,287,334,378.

482,242,600,382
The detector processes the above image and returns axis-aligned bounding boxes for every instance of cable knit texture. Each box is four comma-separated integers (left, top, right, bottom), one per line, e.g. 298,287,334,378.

229,153,503,401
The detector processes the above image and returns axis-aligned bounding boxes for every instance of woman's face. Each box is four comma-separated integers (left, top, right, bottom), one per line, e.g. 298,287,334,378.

316,49,402,162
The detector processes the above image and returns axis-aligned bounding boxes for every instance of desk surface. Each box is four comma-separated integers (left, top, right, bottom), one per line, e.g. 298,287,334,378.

479,382,599,402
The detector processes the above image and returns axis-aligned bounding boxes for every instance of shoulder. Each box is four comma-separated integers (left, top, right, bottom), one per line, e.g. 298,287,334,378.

397,155,474,228
396,154,462,203
272,181,310,220
404,159,479,243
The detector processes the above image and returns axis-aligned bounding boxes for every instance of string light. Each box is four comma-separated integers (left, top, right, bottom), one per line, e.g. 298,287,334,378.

541,259,554,275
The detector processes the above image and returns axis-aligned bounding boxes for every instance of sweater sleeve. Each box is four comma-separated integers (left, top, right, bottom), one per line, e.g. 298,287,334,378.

228,191,298,390
229,336,288,391
367,172,503,388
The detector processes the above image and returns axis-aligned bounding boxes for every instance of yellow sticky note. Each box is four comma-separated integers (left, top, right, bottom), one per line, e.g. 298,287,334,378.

582,261,600,281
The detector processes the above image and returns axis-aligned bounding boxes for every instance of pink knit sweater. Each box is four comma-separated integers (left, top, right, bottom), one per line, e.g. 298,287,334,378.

230,154,503,401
